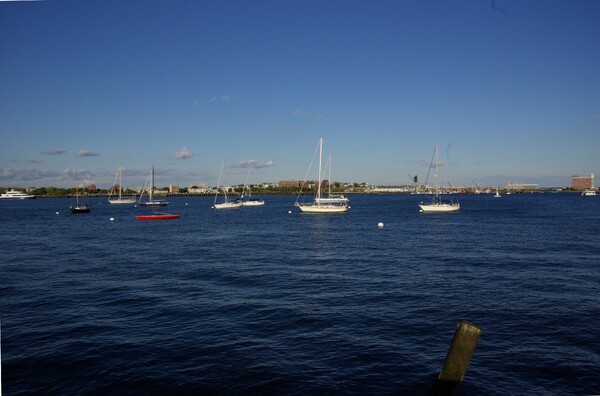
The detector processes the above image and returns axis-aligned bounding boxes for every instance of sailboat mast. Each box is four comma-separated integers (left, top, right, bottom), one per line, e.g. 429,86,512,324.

435,144,439,198
317,137,323,200
150,166,154,201
75,170,79,205
119,164,123,199
328,154,332,196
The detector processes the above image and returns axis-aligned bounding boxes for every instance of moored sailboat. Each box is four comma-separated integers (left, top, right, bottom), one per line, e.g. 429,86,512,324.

70,170,91,214
418,144,460,213
138,166,169,207
295,137,349,213
108,164,137,204
240,172,265,206
213,160,243,209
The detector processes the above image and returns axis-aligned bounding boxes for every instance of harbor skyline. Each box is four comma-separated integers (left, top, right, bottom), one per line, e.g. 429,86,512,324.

1,1,599,188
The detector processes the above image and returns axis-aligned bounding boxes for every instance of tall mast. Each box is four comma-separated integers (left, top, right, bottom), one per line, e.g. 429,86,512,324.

317,137,323,200
435,143,439,198
328,154,332,196
75,170,79,205
150,166,154,201
119,164,123,199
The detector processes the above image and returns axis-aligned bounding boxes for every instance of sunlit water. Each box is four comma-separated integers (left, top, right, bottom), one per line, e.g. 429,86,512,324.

2,194,599,395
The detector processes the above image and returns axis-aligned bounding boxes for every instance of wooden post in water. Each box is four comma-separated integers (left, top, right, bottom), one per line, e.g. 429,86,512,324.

431,320,481,396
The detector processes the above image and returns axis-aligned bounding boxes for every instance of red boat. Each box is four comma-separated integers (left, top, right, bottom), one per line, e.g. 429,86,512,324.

136,214,180,221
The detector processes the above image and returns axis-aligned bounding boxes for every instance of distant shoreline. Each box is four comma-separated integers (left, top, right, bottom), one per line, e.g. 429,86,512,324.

7,190,588,199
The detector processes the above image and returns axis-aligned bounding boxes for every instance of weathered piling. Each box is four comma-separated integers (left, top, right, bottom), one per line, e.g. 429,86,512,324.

431,320,481,396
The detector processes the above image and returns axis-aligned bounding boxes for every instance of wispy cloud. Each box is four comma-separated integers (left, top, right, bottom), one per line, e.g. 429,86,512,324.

175,147,193,160
196,95,232,105
27,159,45,164
280,124,299,133
593,114,600,119
77,150,99,157
293,109,324,121
231,159,275,169
0,167,62,182
41,148,66,156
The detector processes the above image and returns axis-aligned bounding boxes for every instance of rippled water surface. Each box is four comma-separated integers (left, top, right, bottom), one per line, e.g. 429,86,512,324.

2,194,599,395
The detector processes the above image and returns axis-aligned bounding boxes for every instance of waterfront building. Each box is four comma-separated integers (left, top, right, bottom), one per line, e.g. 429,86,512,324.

571,174,594,191
507,181,540,192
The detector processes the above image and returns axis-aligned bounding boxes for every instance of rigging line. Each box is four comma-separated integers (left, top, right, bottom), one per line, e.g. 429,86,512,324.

296,140,321,203
423,145,436,189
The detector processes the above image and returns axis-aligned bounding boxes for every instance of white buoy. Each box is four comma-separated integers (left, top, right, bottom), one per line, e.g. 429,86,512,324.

288,210,292,214
109,217,115,222
377,222,384,228
185,203,189,206
55,211,60,215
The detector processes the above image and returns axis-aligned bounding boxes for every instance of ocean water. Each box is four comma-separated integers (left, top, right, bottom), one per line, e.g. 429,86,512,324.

1,193,599,395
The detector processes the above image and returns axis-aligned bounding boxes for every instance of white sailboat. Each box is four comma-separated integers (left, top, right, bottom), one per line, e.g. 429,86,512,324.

108,164,137,204
138,166,169,207
295,137,349,213
240,172,265,206
494,188,501,198
213,161,243,209
418,144,460,213
314,154,349,204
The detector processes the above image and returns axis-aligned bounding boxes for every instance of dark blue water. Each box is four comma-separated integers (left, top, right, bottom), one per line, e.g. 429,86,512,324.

2,194,599,395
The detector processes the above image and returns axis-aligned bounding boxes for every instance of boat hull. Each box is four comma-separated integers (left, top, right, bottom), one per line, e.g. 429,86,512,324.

296,203,349,213
136,214,180,221
418,203,460,213
213,201,244,209
108,198,137,204
70,205,91,214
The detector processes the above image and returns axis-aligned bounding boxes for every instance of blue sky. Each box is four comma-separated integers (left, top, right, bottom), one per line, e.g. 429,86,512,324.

1,0,599,188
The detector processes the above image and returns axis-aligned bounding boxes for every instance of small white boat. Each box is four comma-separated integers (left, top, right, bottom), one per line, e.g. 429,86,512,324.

295,137,349,214
0,189,35,199
138,166,169,207
213,161,244,209
582,189,596,196
108,164,137,204
418,144,460,213
240,172,265,206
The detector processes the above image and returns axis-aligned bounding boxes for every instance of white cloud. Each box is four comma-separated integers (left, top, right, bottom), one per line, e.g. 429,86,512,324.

77,150,99,157
231,159,275,169
175,147,193,160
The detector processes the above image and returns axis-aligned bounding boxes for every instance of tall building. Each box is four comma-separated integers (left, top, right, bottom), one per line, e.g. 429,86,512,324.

571,174,594,190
